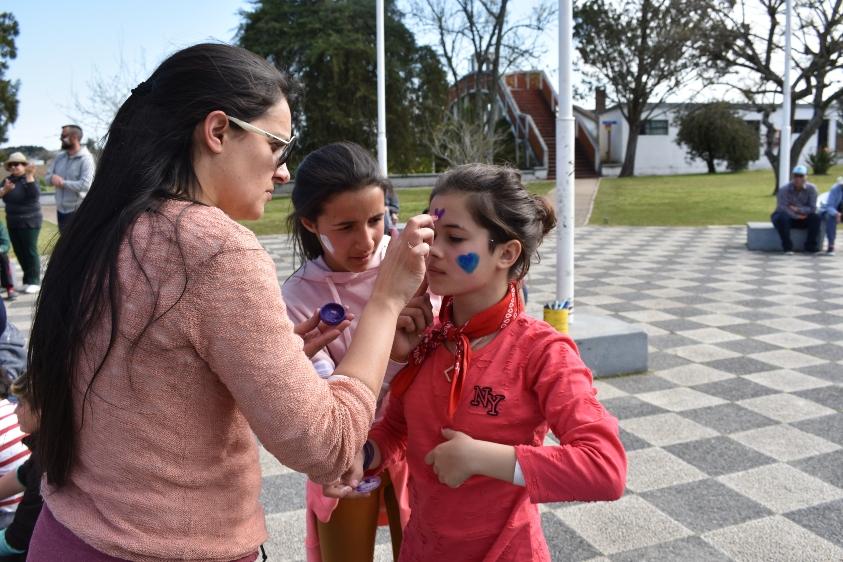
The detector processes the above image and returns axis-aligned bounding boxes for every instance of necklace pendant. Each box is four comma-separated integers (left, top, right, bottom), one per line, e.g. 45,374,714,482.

444,365,454,383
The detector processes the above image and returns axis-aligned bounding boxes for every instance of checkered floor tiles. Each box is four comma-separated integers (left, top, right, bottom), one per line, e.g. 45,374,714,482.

7,225,842,561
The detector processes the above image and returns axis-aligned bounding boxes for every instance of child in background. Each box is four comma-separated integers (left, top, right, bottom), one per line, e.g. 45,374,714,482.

0,375,41,561
283,142,432,562
349,164,626,561
0,371,29,530
0,224,15,301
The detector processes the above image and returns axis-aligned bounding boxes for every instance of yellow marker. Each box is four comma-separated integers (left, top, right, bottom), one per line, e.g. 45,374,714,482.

544,308,569,334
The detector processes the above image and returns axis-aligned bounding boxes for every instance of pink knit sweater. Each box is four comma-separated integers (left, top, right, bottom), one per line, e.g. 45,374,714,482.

43,200,377,561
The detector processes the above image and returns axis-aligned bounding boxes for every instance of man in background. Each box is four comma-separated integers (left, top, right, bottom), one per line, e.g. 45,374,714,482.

771,165,821,254
44,125,95,232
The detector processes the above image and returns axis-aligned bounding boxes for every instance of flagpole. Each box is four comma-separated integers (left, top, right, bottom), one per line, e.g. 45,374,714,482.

376,0,388,175
778,0,792,185
556,0,575,312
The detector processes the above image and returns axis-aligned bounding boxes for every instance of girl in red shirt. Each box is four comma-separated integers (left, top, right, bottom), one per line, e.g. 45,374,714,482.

329,163,627,561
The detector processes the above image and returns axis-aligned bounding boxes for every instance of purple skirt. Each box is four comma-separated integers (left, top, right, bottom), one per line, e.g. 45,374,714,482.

27,506,259,562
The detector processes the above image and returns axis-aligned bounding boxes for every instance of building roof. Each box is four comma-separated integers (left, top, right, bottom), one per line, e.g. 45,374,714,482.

601,101,833,114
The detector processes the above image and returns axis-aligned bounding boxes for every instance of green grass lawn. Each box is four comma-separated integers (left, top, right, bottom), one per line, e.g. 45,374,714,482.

240,180,556,236
591,165,843,226
36,222,59,254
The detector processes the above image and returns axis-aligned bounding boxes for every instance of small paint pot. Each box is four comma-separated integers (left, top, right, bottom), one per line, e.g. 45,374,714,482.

320,303,346,326
355,475,381,494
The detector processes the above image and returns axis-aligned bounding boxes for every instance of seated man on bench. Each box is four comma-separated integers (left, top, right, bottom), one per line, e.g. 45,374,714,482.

771,165,820,254
819,180,842,256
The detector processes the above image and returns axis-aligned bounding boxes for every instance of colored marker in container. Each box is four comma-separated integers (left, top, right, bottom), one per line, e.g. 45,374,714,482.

320,303,346,326
355,475,381,494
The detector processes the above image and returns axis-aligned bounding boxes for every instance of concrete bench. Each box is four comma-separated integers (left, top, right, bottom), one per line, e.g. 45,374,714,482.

746,221,825,252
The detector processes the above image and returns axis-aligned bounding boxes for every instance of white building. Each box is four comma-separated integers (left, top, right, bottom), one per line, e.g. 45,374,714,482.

598,103,840,176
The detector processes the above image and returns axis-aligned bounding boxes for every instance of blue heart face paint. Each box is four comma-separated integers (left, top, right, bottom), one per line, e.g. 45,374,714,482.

457,252,480,273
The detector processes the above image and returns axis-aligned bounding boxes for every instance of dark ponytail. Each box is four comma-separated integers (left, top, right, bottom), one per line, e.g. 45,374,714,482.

27,43,295,486
431,164,557,279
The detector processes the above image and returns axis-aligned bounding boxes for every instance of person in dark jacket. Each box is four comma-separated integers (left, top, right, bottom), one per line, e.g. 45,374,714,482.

1,153,42,294
0,374,41,561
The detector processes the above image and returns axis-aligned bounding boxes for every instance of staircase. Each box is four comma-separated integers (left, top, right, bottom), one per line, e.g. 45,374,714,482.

501,72,597,180
575,143,598,178
509,88,557,178
448,70,598,179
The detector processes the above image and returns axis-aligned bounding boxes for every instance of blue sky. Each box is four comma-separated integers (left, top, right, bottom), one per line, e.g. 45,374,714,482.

4,0,250,148
3,1,560,148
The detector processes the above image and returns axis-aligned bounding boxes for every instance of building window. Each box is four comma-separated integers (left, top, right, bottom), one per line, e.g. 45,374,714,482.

794,120,809,134
639,119,668,135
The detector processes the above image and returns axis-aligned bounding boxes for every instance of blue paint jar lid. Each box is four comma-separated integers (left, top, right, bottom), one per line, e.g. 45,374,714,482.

355,475,381,494
320,303,346,326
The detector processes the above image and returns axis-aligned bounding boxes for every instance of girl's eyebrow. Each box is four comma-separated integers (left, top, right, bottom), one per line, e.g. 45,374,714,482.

332,213,385,227
441,222,466,230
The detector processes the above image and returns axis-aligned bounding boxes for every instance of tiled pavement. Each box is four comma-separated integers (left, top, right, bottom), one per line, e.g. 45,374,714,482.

7,226,843,561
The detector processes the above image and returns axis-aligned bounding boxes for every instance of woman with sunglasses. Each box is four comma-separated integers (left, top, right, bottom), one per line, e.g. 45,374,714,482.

1,153,42,296
23,43,434,562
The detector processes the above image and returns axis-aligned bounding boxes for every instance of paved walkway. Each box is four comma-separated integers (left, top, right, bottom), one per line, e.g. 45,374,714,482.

544,177,600,227
5,226,842,561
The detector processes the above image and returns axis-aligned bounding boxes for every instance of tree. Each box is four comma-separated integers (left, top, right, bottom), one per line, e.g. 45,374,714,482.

411,0,555,160
66,50,148,146
705,0,843,193
0,144,51,162
675,102,761,173
574,0,725,177
238,0,448,173
0,12,20,145
429,112,507,166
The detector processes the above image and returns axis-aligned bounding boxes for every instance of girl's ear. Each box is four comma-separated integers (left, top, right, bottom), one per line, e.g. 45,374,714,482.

496,239,522,270
300,217,319,236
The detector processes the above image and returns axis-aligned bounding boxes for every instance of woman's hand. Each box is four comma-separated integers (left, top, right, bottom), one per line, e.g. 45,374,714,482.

24,163,36,181
1,179,14,195
293,308,354,359
372,214,435,311
322,447,369,499
391,283,434,362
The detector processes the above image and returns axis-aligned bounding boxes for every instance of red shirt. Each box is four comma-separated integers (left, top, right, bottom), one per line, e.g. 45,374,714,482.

370,315,627,561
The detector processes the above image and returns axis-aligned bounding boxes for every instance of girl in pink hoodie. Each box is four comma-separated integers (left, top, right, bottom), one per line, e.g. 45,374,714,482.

341,164,627,561
283,143,431,562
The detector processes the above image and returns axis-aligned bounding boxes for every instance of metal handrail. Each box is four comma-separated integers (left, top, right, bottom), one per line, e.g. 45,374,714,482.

498,75,548,168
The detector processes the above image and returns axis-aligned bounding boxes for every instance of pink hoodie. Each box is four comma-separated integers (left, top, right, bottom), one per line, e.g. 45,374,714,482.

282,236,411,562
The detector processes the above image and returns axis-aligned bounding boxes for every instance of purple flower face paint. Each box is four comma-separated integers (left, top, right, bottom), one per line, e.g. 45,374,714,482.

457,252,479,273
432,208,446,220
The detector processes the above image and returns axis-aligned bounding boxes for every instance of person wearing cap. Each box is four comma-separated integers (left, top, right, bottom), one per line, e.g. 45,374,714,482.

818,179,842,256
771,164,821,254
1,153,42,294
43,125,95,233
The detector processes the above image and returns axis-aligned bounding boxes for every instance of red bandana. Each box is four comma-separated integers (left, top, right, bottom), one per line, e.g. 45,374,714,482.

390,282,523,419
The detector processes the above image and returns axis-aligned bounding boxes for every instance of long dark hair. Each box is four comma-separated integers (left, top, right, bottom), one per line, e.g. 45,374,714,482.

431,164,556,280
287,142,392,264
27,43,295,486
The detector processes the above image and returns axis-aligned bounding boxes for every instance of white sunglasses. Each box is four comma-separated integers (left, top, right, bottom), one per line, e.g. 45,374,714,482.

226,115,296,168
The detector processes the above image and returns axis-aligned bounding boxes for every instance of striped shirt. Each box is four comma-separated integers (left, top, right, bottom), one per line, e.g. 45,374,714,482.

0,400,30,512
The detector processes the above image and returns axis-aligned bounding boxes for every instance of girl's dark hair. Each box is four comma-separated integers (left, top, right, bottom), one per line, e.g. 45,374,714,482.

431,164,556,280
0,367,10,400
10,374,30,403
27,43,295,486
288,142,392,263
